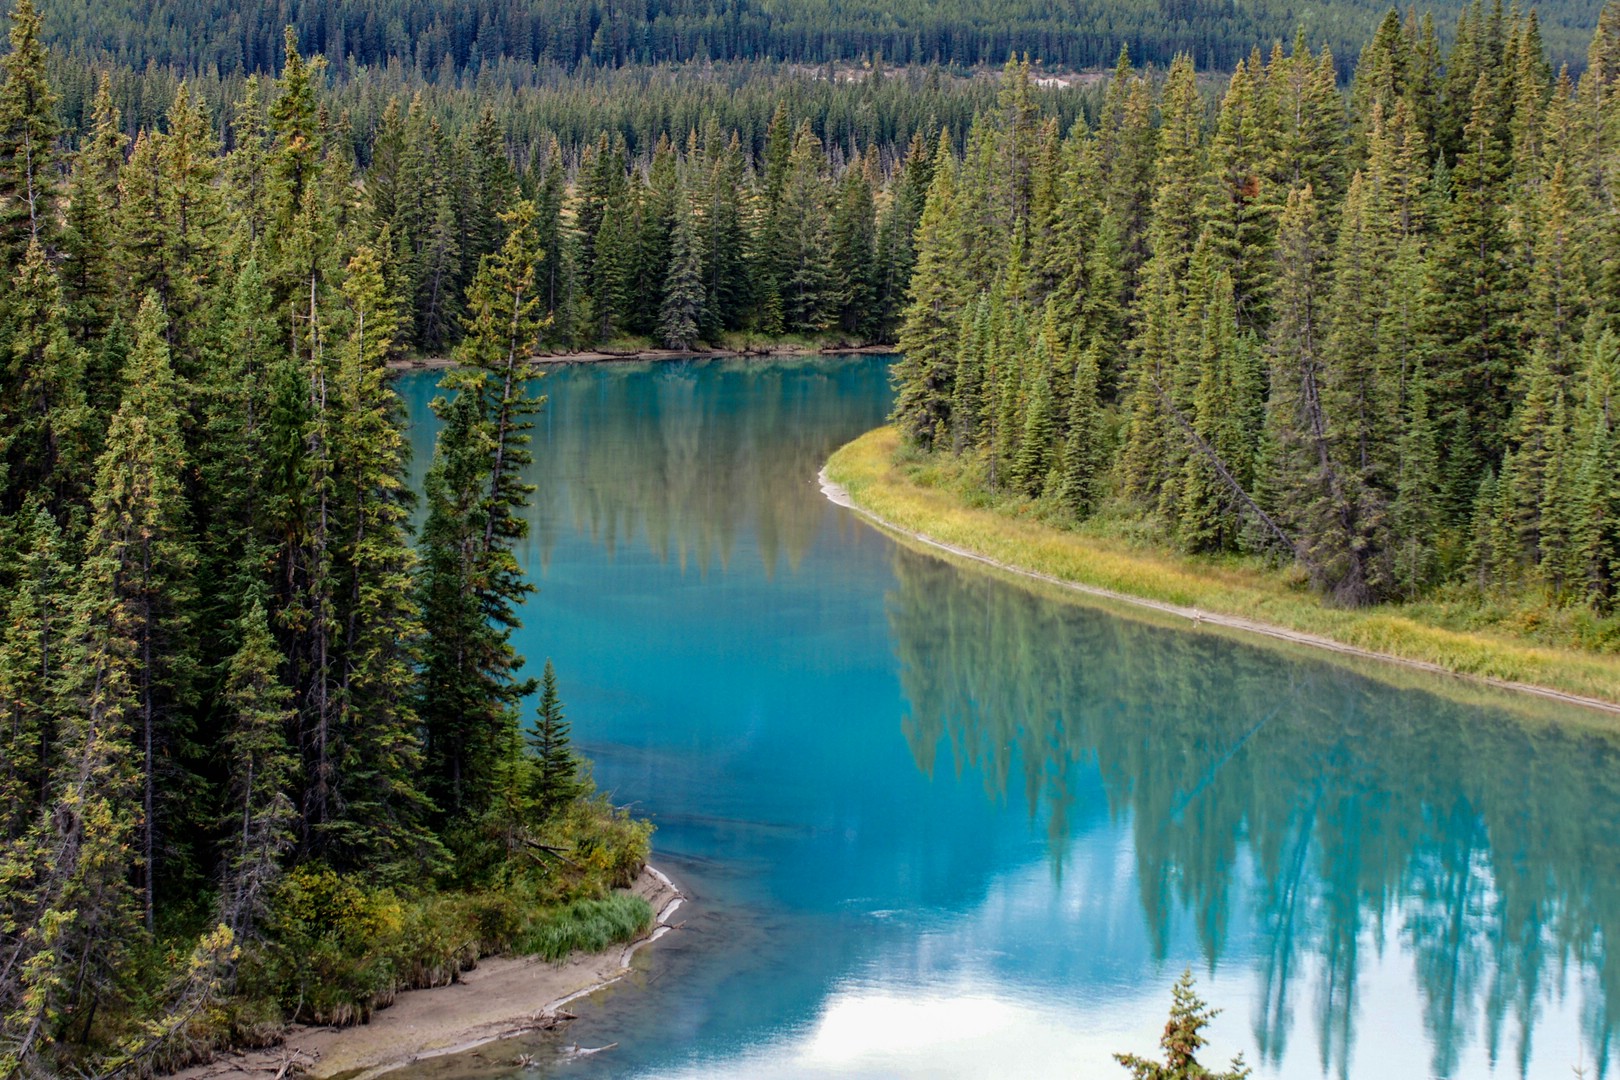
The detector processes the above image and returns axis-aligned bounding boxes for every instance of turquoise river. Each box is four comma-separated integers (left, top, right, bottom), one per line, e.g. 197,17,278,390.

394,355,1620,1080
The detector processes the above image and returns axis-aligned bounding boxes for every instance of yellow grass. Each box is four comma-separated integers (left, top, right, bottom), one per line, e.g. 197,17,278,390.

826,426,1620,711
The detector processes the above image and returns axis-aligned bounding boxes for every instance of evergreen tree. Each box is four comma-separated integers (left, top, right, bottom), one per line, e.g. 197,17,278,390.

891,130,962,450
1429,71,1522,520
1057,338,1106,519
0,506,69,843
327,244,438,876
420,202,546,843
529,659,580,816
0,0,58,265
58,73,125,361
1011,334,1055,496
4,240,91,515
94,293,197,929
217,600,295,941
775,123,836,333
830,164,878,338
1115,970,1250,1080
659,196,705,350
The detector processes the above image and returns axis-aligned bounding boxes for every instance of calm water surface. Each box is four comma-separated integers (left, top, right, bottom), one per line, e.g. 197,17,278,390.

394,356,1620,1080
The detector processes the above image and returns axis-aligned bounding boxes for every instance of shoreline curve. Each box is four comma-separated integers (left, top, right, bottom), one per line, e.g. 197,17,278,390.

172,864,685,1079
818,464,1620,718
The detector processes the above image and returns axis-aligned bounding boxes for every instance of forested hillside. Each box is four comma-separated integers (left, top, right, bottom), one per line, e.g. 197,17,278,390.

30,0,1611,77
0,3,663,1074
889,3,1620,629
2,0,1619,1068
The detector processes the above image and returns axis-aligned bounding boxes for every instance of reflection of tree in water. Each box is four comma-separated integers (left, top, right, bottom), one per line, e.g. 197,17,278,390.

887,548,1620,1079
522,357,892,575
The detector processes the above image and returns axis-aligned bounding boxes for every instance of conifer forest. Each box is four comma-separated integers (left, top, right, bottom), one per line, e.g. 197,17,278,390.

0,0,1613,1073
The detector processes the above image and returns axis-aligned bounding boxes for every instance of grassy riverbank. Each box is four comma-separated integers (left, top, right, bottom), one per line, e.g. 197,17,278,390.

826,427,1620,711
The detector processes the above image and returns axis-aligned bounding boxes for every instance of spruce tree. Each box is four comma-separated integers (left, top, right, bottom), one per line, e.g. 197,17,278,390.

659,193,705,350
327,244,438,876
1571,330,1620,606
1115,970,1250,1080
218,600,295,941
1012,335,1055,497
4,240,91,515
58,73,125,360
95,293,197,930
892,130,962,450
0,0,58,264
420,203,547,847
830,164,878,338
0,506,69,844
530,659,581,816
775,123,836,333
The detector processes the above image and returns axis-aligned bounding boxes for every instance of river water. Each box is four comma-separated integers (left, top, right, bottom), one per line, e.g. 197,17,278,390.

394,355,1619,1080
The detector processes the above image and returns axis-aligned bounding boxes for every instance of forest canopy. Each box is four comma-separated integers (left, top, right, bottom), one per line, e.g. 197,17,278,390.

31,0,1612,77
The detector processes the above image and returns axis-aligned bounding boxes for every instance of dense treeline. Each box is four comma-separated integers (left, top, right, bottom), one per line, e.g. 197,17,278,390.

364,96,930,352
42,58,1095,179
29,0,1610,81
0,4,656,1074
891,2,1620,618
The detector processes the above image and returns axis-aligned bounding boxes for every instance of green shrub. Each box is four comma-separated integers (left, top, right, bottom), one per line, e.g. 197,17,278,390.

259,865,404,1025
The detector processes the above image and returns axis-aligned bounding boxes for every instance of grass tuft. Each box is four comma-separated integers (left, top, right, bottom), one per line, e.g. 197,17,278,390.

518,894,655,963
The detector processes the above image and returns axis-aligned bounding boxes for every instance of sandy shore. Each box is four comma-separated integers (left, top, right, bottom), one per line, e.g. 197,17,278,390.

819,466,1620,717
386,343,892,371
174,866,684,1080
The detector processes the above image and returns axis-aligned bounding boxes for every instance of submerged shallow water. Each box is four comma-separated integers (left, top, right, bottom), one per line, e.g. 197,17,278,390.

395,355,1620,1080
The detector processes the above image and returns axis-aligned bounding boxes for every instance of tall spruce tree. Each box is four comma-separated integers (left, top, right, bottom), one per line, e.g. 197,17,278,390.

892,131,962,450
0,0,57,266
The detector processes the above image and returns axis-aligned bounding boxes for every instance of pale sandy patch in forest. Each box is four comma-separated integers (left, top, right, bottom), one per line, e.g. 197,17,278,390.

172,866,683,1079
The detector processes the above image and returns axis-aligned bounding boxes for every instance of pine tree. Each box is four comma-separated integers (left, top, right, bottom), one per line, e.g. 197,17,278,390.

775,123,836,333
218,600,295,941
0,0,59,264
892,130,962,450
659,196,705,350
58,73,125,359
1057,338,1106,519
830,164,878,338
0,506,69,844
1115,970,1250,1080
94,293,197,930
4,240,92,515
530,659,580,816
420,203,547,842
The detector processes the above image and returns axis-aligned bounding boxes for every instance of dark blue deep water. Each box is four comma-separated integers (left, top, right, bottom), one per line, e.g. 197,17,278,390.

393,355,1620,1080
